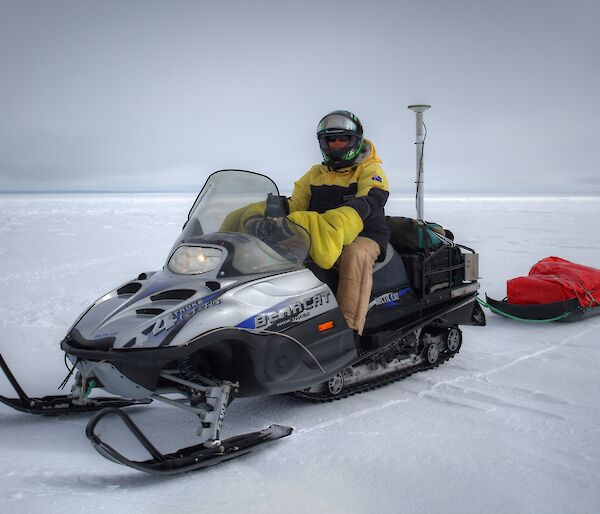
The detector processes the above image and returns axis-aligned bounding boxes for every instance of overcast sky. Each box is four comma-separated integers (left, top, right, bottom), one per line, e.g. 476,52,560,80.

1,0,598,193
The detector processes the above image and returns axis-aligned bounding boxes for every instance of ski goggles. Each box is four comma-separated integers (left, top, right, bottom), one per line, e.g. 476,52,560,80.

324,135,351,143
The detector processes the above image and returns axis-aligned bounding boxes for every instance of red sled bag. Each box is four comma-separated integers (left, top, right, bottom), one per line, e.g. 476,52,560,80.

508,257,600,307
486,257,600,321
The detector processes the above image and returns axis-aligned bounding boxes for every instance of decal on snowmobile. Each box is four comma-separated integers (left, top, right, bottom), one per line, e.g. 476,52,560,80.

237,291,332,331
152,292,222,336
369,287,412,309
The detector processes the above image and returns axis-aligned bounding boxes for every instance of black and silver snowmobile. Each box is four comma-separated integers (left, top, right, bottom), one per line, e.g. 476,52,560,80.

0,169,485,475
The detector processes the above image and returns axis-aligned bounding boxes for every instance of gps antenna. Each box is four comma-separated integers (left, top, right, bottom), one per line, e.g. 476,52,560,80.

408,104,430,220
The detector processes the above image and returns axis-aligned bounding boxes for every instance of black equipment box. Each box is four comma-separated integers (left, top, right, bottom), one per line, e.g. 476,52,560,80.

402,245,465,295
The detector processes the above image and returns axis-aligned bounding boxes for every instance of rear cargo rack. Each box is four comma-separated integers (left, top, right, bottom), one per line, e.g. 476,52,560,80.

403,242,479,297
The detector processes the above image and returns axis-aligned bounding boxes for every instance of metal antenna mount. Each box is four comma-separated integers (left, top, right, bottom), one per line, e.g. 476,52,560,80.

408,104,431,220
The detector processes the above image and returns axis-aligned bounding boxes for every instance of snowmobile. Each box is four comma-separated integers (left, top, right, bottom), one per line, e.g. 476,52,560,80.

0,169,485,475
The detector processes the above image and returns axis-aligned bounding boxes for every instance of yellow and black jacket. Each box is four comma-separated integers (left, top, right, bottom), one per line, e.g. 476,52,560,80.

287,140,390,269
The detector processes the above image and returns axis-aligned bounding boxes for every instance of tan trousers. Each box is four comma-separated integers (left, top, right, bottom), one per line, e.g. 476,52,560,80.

336,236,381,335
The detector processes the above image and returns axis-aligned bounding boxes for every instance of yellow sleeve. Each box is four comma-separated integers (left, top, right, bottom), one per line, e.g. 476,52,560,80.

219,201,266,232
356,163,390,197
337,163,390,222
287,169,312,213
288,206,364,269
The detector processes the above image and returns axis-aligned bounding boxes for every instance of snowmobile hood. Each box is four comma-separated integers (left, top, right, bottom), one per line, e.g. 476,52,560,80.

68,269,231,351
68,266,329,351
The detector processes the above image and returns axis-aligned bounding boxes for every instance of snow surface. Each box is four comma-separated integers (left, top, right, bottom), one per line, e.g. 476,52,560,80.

1,193,599,514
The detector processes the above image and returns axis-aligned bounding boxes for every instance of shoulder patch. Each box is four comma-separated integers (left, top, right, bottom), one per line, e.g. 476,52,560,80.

372,175,383,183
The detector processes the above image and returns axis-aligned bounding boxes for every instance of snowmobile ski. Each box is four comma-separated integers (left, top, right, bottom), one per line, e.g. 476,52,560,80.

0,353,150,415
86,407,292,475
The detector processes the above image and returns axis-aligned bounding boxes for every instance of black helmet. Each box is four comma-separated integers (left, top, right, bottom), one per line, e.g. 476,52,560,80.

317,110,364,170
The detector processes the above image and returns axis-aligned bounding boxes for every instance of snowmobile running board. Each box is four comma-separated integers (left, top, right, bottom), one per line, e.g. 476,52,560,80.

0,354,150,415
86,407,293,475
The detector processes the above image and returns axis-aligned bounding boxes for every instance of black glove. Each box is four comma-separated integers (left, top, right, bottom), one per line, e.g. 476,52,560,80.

264,193,289,218
255,217,296,240
245,216,307,261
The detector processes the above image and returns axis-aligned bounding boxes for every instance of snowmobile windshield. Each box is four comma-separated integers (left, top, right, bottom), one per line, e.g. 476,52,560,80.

171,170,310,276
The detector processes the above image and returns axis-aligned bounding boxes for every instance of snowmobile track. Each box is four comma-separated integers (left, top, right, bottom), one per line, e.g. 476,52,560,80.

292,349,458,403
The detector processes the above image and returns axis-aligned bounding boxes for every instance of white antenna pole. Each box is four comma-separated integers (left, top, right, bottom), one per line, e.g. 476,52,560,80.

408,104,430,220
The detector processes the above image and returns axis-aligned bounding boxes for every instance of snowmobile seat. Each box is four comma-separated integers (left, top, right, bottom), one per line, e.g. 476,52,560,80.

371,244,411,296
306,243,410,296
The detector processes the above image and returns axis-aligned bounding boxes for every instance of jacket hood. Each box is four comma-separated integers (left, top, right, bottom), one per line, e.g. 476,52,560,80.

356,139,382,165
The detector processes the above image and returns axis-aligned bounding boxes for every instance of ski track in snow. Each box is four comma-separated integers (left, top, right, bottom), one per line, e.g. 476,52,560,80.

299,320,600,437
1,194,600,514
298,323,599,433
417,321,600,398
297,398,412,434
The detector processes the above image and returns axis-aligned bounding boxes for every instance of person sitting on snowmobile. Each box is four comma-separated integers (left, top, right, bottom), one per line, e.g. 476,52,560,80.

284,110,390,335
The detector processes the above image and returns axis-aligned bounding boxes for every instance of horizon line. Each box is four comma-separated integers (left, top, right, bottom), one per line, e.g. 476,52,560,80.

1,189,600,198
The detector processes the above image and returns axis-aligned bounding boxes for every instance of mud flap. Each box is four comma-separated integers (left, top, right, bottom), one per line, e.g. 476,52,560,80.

469,300,487,326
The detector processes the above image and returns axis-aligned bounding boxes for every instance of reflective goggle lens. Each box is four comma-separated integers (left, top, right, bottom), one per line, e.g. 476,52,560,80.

317,115,357,132
325,135,351,143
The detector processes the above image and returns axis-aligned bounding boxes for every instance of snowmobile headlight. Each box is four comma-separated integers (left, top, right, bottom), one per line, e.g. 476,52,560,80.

168,246,223,275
